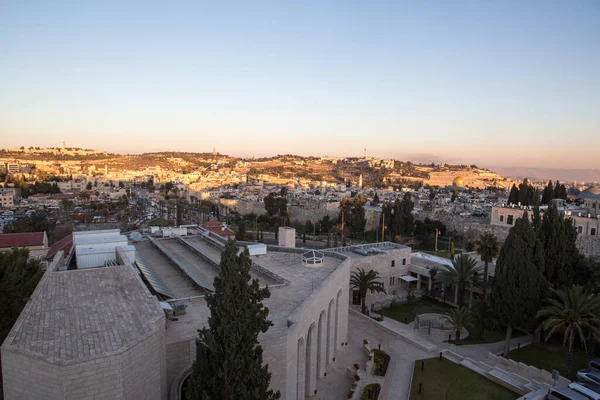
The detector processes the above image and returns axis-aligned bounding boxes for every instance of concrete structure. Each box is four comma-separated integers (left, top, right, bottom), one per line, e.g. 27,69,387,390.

73,230,135,268
1,264,167,400
278,226,296,248
491,205,600,247
0,191,13,208
0,231,49,260
3,162,19,174
2,229,351,400
327,242,412,310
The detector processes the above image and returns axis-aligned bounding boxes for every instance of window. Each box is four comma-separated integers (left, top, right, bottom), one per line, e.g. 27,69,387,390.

403,258,406,265
352,290,361,305
390,276,395,286
391,260,395,267
591,228,597,236
500,215,504,222
507,215,514,225
578,226,583,234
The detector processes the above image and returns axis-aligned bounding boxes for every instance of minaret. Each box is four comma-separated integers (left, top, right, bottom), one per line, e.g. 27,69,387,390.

359,174,363,188
364,148,367,159
105,164,108,176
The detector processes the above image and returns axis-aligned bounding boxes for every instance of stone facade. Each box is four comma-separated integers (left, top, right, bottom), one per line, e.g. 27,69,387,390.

1,266,166,400
490,205,600,258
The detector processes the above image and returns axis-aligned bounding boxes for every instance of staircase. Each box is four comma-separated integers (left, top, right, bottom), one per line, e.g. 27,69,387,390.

441,350,554,396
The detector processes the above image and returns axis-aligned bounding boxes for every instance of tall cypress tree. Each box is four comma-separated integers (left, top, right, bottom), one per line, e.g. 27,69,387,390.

542,180,554,205
554,180,562,199
187,240,280,400
508,184,519,205
490,211,545,357
539,204,581,288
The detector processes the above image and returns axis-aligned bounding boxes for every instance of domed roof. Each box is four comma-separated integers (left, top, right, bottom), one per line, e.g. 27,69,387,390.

579,187,600,199
453,176,465,186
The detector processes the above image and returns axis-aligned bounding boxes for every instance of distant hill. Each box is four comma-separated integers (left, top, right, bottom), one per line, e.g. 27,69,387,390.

493,167,600,184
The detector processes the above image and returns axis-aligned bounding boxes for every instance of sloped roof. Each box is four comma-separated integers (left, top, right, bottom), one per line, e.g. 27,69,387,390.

0,232,47,249
579,187,600,200
46,234,73,260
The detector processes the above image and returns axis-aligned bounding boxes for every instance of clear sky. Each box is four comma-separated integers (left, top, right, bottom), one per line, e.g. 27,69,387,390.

1,1,598,169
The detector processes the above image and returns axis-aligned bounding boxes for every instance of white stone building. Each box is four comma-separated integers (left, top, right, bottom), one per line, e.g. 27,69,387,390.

2,229,350,400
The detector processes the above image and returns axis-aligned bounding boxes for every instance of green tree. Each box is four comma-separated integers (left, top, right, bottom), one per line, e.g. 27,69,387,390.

187,240,279,400
537,286,600,375
445,308,475,342
437,254,481,307
490,211,545,357
476,232,499,298
471,299,499,340
350,268,386,314
539,202,580,288
373,192,380,203
541,180,555,205
86,181,92,190
2,211,56,238
508,184,519,205
236,220,246,240
0,248,44,342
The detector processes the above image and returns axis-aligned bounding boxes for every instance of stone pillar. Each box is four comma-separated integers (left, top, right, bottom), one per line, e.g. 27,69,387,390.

417,275,422,290
454,285,459,305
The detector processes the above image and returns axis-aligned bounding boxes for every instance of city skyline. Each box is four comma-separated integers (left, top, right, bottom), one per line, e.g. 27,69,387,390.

1,1,599,169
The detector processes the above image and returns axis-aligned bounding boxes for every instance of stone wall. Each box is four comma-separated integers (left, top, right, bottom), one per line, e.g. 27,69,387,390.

577,235,600,259
2,319,166,400
419,211,510,243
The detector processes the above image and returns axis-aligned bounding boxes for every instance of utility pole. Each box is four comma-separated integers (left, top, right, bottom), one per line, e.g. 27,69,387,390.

435,228,439,253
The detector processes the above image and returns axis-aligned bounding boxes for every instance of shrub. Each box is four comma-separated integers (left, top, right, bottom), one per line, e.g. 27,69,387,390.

360,383,381,400
373,349,391,377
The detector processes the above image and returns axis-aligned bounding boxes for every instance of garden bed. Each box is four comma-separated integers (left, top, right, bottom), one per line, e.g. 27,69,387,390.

373,349,390,377
360,383,381,400
380,298,453,324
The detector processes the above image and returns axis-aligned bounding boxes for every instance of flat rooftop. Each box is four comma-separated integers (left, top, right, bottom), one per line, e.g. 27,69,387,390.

147,239,345,344
325,241,410,259
3,265,163,364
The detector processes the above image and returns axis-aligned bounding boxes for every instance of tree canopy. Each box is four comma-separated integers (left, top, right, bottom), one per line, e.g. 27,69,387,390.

490,211,545,357
187,240,279,400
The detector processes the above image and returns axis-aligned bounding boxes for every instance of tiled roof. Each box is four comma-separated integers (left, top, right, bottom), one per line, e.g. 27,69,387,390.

46,233,73,260
4,265,163,363
0,232,46,249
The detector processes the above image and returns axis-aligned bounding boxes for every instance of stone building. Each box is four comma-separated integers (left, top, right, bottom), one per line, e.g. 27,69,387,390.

490,204,600,257
2,229,350,400
1,265,167,400
327,242,412,310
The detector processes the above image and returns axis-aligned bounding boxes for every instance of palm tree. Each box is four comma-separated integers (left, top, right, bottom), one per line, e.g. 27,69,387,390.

476,232,499,298
471,299,499,340
437,254,481,307
429,267,439,297
445,308,475,342
537,285,600,375
350,268,386,314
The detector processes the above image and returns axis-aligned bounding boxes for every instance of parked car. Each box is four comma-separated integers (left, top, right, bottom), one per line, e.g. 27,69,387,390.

577,370,600,393
548,386,590,400
588,360,600,374
569,382,600,400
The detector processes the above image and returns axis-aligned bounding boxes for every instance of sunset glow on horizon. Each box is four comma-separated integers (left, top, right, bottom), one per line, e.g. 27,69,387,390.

1,1,598,169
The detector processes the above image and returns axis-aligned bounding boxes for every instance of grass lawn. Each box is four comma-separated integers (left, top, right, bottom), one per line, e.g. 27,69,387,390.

509,344,588,379
380,298,453,324
410,358,517,400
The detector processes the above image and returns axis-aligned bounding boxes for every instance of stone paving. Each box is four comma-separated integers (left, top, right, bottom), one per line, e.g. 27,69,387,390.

316,310,535,400
316,311,432,400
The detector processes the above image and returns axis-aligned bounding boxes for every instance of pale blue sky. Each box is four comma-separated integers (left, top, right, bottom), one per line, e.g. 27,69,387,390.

1,1,598,168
